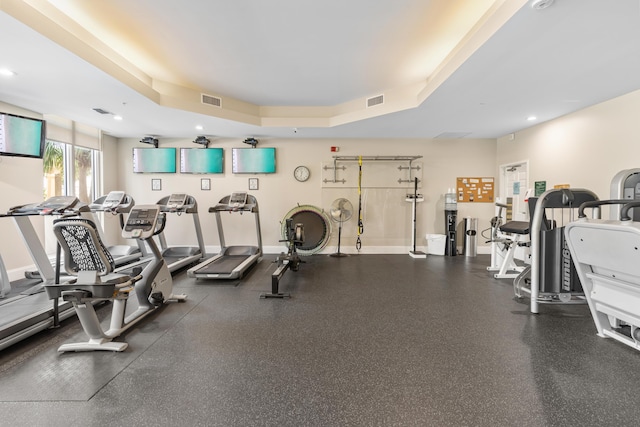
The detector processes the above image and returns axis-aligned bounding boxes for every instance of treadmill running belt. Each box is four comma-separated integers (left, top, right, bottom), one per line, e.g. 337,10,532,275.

198,255,249,274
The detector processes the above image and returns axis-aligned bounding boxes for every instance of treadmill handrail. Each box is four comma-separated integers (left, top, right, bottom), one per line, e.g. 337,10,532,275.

210,194,259,213
89,193,135,214
156,194,198,214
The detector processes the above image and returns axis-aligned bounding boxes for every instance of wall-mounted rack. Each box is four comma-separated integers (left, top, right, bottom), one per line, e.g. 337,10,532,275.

322,164,347,184
322,155,423,187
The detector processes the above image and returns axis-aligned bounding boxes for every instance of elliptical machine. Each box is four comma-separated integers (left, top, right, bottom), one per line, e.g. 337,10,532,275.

45,205,186,352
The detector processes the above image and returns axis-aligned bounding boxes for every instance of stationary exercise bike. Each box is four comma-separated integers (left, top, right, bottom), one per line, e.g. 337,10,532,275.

45,205,186,352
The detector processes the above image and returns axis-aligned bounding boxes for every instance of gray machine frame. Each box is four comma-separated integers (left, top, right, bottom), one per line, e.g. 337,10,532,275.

566,199,640,352
187,193,263,280
610,168,640,220
155,194,206,273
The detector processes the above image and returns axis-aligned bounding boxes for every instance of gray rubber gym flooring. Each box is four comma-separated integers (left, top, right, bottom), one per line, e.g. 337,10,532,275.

0,253,639,426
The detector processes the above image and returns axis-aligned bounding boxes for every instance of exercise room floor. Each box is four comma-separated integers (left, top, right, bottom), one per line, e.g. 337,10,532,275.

0,254,639,427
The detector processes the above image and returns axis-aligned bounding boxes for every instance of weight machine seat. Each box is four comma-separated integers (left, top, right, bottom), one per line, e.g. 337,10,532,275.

499,221,530,235
44,218,133,300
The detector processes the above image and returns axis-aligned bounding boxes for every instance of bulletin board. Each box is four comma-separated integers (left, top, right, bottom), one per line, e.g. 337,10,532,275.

456,177,495,203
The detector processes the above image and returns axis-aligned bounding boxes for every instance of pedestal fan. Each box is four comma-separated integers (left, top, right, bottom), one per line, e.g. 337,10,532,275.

329,198,353,257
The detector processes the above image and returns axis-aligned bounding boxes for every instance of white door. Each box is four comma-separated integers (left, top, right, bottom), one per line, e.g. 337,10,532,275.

501,161,529,221
500,161,530,262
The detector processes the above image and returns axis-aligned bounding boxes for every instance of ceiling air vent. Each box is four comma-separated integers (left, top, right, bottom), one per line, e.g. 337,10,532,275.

366,95,384,108
201,94,222,108
92,108,112,115
435,132,471,139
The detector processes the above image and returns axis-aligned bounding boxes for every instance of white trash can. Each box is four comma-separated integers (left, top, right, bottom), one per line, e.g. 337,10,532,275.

426,234,446,255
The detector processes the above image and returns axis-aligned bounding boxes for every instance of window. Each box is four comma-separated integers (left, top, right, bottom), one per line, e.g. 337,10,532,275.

43,140,65,199
43,140,100,202
74,146,98,203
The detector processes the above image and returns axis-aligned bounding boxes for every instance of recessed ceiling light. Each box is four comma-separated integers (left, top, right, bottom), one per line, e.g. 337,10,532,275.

113,115,123,121
531,0,554,10
0,68,15,77
527,116,537,121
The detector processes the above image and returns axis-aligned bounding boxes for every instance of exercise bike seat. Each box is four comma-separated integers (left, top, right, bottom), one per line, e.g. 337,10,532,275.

45,274,134,299
45,218,136,300
499,221,530,235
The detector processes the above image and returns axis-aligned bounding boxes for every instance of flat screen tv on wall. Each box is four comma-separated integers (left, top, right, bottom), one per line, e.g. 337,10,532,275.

180,147,224,174
0,112,46,159
132,147,177,173
231,147,276,174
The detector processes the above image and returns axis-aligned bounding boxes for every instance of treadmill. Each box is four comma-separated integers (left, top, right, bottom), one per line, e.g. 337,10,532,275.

0,196,85,350
155,193,206,272
188,192,263,280
89,191,146,267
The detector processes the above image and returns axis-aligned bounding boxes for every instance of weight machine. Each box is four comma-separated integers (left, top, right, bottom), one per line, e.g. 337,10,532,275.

486,202,529,279
513,188,599,313
566,199,640,352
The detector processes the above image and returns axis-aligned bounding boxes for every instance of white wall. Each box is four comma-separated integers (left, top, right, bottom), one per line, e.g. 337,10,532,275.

116,137,497,254
100,134,124,245
497,88,640,214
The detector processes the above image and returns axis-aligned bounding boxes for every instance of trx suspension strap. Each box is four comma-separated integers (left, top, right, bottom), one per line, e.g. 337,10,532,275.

356,156,363,252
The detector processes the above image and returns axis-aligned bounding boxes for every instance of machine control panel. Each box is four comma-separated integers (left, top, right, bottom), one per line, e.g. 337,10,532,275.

102,191,126,210
123,205,159,239
8,196,79,215
229,192,248,209
166,193,188,211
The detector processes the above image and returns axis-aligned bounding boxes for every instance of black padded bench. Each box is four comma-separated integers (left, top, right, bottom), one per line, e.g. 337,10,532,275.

499,220,530,235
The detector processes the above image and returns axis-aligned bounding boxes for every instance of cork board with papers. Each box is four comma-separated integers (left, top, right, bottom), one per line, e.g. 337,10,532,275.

456,177,495,203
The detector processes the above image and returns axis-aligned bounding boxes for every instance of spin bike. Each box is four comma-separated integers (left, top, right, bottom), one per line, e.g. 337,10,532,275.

261,218,304,299
45,205,186,352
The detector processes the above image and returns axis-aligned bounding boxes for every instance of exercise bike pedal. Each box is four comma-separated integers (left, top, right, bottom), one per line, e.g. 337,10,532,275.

149,292,164,306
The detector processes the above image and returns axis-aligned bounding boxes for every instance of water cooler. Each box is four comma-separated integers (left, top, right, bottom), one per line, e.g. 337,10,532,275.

445,192,457,256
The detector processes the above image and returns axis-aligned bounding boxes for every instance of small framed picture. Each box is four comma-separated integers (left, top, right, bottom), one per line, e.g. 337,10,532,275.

151,178,162,191
201,178,211,191
248,178,259,190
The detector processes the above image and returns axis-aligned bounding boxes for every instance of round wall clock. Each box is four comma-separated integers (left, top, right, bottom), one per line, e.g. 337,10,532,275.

294,165,311,182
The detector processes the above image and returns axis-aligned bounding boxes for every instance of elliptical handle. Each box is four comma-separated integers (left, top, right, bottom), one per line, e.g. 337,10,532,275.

578,199,629,219
621,201,640,221
154,212,167,236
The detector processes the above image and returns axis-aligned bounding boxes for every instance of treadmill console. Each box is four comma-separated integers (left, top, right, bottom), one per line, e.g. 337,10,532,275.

102,191,126,210
229,192,248,209
9,196,79,215
123,205,159,239
166,193,188,211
